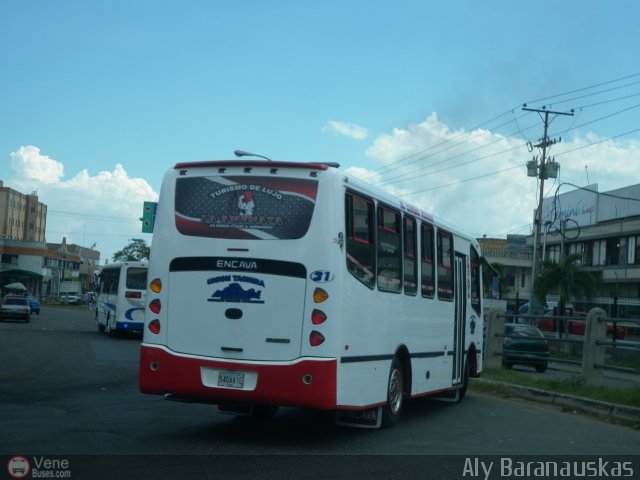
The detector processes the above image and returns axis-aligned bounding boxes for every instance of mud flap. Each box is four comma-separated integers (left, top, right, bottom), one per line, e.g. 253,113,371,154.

430,388,461,403
335,406,383,429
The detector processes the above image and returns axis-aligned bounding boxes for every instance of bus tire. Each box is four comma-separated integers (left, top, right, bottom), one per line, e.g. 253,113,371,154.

96,310,105,332
381,357,404,429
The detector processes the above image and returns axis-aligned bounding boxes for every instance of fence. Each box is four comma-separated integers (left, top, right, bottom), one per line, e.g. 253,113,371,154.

485,308,640,386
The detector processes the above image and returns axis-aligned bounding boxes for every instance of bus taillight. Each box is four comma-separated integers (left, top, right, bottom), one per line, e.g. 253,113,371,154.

150,278,162,293
313,288,329,303
125,291,141,299
149,299,161,314
311,309,327,325
148,319,161,334
309,330,325,346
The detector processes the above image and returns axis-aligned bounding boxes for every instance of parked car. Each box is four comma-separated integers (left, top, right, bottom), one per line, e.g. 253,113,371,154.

503,323,549,372
60,294,81,305
536,311,626,339
26,296,41,315
0,295,31,323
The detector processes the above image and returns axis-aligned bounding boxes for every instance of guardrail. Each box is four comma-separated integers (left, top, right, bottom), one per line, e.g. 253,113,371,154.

485,308,640,386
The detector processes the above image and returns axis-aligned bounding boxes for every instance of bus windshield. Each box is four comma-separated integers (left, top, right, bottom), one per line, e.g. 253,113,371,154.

174,176,318,240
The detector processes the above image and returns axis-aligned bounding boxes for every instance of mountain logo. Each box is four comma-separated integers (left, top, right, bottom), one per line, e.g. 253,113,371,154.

208,283,265,303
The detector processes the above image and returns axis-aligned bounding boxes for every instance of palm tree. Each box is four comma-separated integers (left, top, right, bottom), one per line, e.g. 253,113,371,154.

533,252,596,332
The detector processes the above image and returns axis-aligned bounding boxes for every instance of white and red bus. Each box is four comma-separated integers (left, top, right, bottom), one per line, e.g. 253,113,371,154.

139,160,483,428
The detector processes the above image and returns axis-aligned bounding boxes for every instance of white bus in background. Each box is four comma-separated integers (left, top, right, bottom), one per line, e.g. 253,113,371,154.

96,261,148,336
139,160,483,428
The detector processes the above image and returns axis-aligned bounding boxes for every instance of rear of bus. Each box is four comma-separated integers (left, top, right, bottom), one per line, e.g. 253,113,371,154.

96,261,148,334
139,161,343,411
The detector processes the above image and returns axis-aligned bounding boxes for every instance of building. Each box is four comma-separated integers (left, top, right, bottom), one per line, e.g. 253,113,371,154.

46,239,101,294
0,180,47,242
481,182,640,317
536,183,640,316
0,238,46,296
0,181,101,299
478,235,533,312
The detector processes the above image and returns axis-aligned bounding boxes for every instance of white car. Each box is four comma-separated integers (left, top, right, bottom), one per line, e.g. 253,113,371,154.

60,294,81,305
0,295,31,322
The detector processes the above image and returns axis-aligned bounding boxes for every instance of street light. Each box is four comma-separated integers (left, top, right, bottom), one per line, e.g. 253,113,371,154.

233,149,272,161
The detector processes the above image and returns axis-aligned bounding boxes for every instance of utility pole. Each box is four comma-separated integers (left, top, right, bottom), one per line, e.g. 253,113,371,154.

523,104,574,313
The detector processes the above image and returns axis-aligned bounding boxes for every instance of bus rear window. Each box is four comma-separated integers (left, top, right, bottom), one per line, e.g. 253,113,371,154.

126,268,148,290
174,176,318,240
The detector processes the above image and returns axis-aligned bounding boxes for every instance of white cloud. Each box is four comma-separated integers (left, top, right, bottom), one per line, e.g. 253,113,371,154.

6,146,159,264
10,146,64,184
347,114,640,240
322,120,368,140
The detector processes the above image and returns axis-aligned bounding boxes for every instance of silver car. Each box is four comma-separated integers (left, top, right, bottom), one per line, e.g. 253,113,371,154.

0,295,31,322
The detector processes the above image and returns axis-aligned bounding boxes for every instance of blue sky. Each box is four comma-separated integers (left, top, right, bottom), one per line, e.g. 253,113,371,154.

1,0,639,263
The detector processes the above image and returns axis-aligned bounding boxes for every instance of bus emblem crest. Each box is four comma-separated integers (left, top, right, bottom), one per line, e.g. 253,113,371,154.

207,275,266,304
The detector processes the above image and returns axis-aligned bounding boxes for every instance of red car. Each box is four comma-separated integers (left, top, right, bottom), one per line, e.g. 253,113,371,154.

536,311,625,339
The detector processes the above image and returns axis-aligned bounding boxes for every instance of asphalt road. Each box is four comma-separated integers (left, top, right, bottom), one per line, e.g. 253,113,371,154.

1,306,639,479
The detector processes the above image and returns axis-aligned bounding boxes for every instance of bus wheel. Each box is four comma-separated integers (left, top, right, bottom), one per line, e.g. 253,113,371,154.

96,310,105,333
381,357,403,428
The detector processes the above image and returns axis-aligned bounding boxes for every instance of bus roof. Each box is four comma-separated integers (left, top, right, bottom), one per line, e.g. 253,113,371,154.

173,160,340,170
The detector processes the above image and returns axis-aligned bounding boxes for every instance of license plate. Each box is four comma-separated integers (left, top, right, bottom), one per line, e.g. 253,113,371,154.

217,371,245,388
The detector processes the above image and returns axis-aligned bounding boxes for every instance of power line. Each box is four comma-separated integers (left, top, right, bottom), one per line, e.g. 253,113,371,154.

554,127,640,158
359,108,522,181
376,90,639,193
545,80,640,108
48,210,140,224
373,73,640,187
380,125,640,199
523,72,640,106
397,164,522,195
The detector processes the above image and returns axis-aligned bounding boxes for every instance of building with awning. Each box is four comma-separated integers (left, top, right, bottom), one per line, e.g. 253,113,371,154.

0,239,45,297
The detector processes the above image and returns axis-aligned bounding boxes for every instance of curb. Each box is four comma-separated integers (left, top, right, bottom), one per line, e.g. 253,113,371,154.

473,379,640,426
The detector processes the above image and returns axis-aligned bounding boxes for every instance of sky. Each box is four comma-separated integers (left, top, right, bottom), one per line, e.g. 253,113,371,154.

1,0,639,264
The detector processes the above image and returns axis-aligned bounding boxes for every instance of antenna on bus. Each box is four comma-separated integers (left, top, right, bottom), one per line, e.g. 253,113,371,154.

234,149,272,161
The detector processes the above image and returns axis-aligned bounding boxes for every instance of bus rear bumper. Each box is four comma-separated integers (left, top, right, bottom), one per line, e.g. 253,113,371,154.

139,344,337,410
115,321,144,332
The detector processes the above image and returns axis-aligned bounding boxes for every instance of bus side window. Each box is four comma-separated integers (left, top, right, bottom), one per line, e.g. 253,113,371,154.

403,216,417,295
421,223,435,298
345,192,375,288
102,267,120,295
377,205,401,293
437,231,454,301
470,246,482,315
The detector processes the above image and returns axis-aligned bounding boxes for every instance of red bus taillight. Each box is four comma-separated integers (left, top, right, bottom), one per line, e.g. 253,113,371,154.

148,319,161,334
149,299,161,314
311,309,327,325
309,330,325,346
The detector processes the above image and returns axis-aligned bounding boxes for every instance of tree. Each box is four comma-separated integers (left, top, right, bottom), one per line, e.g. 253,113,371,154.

533,252,596,327
112,238,150,262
